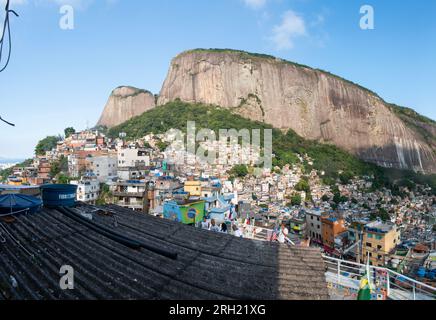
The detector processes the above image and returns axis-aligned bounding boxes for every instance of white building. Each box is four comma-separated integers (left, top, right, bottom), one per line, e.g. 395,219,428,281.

70,179,100,204
117,167,147,181
305,209,323,243
118,148,150,168
87,155,118,183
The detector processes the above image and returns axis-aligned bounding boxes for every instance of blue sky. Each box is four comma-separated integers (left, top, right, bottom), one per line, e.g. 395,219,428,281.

0,0,435,159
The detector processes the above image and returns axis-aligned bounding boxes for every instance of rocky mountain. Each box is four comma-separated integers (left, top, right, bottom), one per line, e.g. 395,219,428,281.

158,49,436,174
97,86,156,128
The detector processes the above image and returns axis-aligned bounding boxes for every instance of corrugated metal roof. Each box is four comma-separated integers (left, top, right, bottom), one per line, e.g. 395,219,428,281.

0,204,329,300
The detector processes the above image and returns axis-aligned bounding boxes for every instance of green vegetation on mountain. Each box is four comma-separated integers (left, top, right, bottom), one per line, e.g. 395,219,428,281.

64,127,76,139
390,104,436,125
112,86,153,98
229,165,249,178
35,136,61,156
389,103,436,146
288,193,302,207
295,178,311,193
108,100,436,194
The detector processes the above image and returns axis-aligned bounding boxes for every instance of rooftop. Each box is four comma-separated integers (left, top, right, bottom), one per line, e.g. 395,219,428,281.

0,204,329,300
365,221,396,233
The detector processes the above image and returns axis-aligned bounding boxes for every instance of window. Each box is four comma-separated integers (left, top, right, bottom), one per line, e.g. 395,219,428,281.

367,234,373,238
369,253,372,257
376,235,382,240
377,245,382,250
366,242,372,247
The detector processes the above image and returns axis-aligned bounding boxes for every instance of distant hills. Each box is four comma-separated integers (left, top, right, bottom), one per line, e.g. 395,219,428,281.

0,157,24,164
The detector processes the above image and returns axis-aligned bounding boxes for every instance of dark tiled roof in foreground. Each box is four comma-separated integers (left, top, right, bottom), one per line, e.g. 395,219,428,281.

0,204,329,300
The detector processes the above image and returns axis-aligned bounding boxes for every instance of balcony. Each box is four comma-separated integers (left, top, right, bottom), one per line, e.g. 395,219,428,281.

113,191,145,198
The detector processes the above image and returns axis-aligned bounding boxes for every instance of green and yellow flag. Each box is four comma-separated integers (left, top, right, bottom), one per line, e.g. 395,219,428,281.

358,253,373,300
357,274,372,300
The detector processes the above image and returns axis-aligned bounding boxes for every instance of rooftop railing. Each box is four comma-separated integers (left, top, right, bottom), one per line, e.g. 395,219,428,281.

323,255,436,300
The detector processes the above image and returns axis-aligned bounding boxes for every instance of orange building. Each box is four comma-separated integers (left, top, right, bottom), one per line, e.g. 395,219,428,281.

38,160,51,180
321,216,347,249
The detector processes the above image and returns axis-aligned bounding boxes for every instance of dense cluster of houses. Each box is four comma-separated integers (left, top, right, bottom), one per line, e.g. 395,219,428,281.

1,128,435,285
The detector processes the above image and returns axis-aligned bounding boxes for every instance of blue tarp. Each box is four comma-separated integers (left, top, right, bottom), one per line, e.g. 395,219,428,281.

0,194,42,214
202,196,217,203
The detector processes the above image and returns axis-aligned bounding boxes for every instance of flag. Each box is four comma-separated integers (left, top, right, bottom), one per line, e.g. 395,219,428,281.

357,254,372,300
357,274,372,300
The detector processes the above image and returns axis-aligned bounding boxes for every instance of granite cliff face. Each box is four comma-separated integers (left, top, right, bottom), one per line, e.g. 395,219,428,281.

158,49,436,173
97,86,156,128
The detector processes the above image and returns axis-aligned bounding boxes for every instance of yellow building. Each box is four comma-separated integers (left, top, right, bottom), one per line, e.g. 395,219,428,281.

184,180,202,197
362,221,400,267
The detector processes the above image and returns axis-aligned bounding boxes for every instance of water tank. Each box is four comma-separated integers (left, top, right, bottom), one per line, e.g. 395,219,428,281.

0,194,43,215
40,184,77,208
417,267,426,278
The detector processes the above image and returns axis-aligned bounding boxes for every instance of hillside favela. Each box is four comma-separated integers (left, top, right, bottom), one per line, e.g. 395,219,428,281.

0,0,435,305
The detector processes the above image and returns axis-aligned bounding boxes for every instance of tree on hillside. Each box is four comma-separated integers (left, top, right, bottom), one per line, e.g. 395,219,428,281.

322,194,330,202
50,155,68,179
156,141,170,152
35,136,61,156
288,193,302,206
96,183,113,205
229,165,248,178
370,208,391,222
64,127,76,138
339,171,353,185
295,178,311,193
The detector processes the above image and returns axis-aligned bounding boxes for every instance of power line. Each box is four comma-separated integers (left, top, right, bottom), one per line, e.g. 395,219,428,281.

0,115,15,126
0,0,18,126
0,0,19,73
